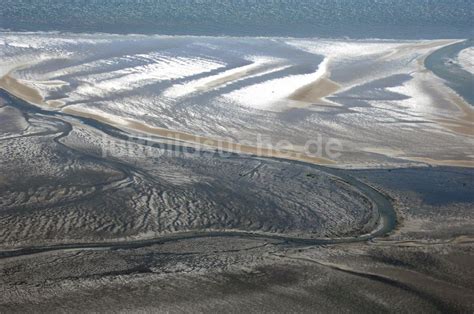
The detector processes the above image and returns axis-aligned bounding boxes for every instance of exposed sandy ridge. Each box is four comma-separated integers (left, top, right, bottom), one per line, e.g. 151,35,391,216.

0,38,472,168
289,77,340,105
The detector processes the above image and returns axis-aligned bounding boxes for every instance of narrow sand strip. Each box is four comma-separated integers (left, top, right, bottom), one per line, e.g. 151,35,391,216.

0,74,44,106
0,73,64,108
198,63,276,91
63,107,335,165
289,77,340,104
165,60,289,98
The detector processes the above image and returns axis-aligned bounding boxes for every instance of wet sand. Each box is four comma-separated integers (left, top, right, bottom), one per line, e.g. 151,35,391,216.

419,40,474,137
63,107,335,165
434,91,474,137
0,73,333,165
2,71,473,168
1,41,472,169
289,77,340,105
0,74,44,106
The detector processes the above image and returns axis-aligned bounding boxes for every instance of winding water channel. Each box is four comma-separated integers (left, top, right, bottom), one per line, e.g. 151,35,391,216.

0,89,398,259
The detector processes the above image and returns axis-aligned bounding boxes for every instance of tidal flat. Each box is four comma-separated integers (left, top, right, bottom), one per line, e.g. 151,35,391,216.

0,89,473,312
0,32,473,312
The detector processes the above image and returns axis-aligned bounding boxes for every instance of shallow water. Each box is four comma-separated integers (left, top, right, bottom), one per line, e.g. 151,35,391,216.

352,167,474,206
425,39,474,105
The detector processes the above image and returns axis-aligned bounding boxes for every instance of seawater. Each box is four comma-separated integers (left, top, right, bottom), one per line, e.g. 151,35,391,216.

0,0,472,39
